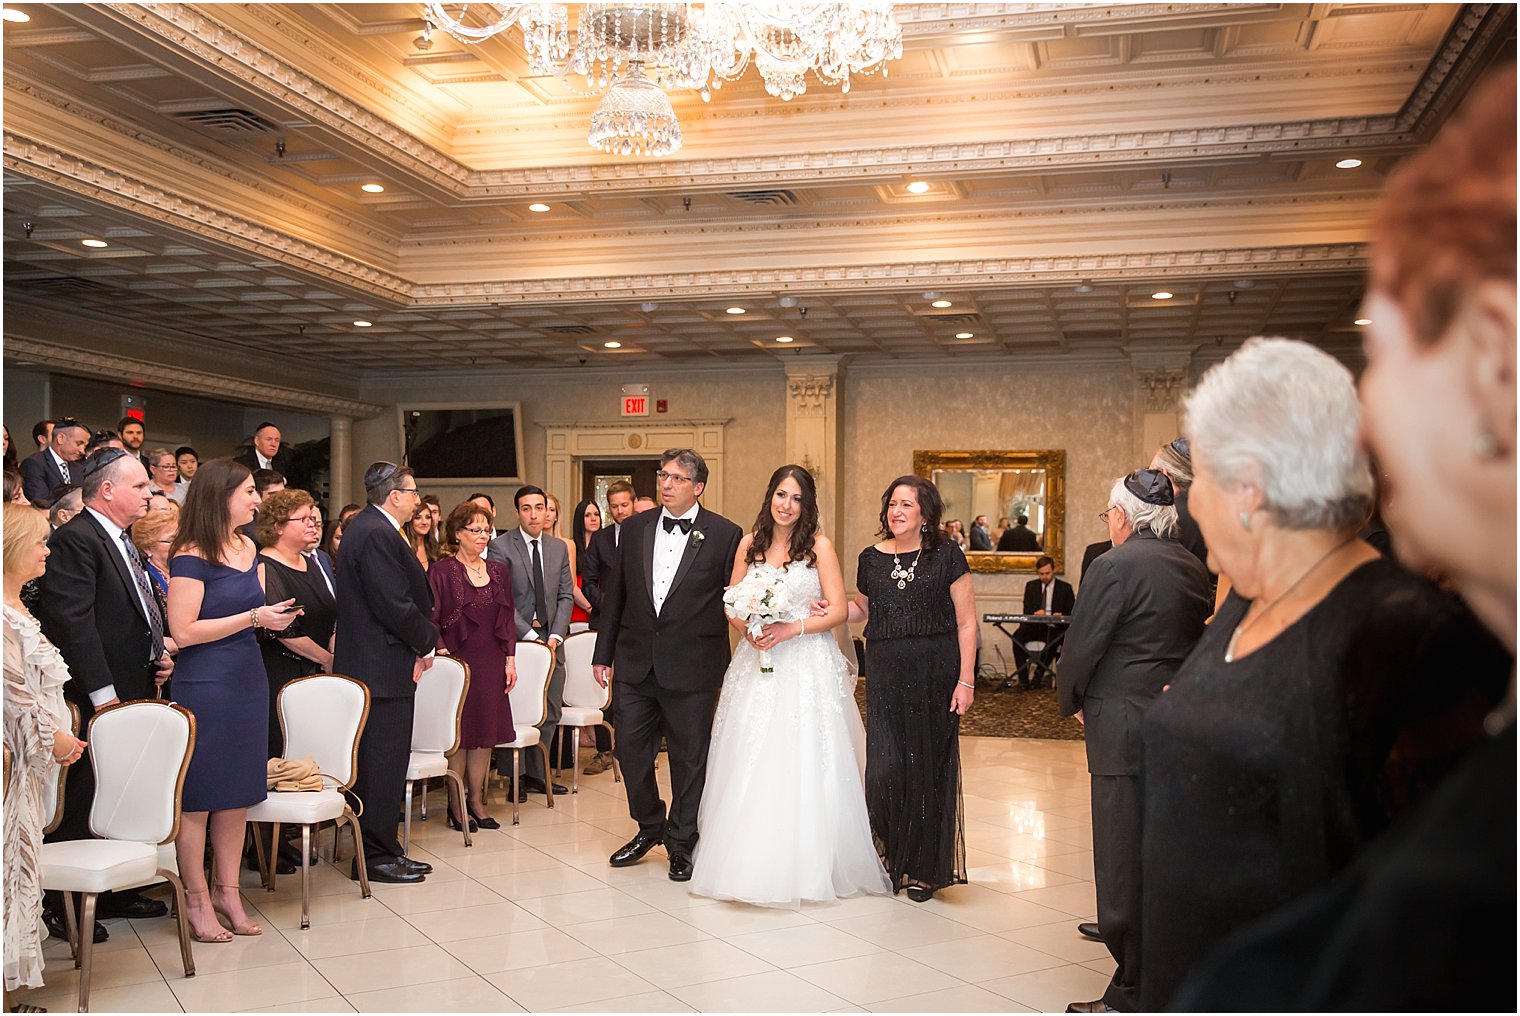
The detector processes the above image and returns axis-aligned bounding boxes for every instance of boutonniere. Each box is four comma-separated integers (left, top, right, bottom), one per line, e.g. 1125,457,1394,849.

690,529,705,545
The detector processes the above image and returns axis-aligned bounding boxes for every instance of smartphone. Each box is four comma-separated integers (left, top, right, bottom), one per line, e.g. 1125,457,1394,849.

280,603,304,613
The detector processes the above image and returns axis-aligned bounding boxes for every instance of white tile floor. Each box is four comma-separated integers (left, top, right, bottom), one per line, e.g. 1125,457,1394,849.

18,737,1110,1013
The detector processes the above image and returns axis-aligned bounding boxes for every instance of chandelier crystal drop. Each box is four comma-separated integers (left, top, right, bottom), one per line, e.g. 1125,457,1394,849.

587,62,684,156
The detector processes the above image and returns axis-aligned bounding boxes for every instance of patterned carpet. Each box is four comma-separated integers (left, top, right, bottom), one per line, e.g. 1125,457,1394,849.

853,676,1086,741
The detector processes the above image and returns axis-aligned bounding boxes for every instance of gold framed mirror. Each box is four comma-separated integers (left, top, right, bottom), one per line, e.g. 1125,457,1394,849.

913,449,1066,574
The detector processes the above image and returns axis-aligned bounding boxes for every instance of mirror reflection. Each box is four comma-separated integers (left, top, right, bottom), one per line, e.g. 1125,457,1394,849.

914,450,1067,573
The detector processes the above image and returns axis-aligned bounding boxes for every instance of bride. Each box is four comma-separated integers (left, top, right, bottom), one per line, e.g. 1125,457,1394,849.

691,465,890,906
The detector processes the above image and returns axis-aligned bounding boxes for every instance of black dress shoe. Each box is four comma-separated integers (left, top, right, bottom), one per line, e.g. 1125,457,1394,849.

1064,1001,1115,1013
609,832,663,867
470,813,502,830
44,909,107,944
398,856,433,875
95,895,169,920
668,855,693,882
353,859,425,884
245,852,297,876
519,776,568,796
905,883,936,903
1077,922,1104,942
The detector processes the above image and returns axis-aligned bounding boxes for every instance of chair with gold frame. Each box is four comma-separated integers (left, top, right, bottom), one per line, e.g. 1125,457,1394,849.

490,639,556,825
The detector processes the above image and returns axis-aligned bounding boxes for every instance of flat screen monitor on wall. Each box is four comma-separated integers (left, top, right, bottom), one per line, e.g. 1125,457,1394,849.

400,403,524,483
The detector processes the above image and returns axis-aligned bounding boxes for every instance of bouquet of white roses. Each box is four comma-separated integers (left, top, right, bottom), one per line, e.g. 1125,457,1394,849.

723,567,796,673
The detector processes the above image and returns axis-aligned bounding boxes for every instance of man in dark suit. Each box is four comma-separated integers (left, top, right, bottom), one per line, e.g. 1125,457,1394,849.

1057,469,1212,1014
968,514,993,551
486,484,575,796
331,461,439,884
1080,539,1112,582
36,447,175,937
1014,554,1076,690
21,417,89,507
575,480,636,774
117,416,151,473
592,448,742,882
997,513,1043,552
233,421,292,477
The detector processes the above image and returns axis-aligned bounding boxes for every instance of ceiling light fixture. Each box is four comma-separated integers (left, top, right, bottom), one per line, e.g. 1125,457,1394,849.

905,180,930,194
80,238,108,248
1074,283,1094,294
2,8,30,22
775,335,794,343
361,183,385,193
725,306,746,315
604,340,623,348
1336,158,1363,169
353,320,373,327
955,331,973,339
1354,318,1372,326
424,2,902,159
931,299,952,308
1151,291,1174,300
528,202,552,212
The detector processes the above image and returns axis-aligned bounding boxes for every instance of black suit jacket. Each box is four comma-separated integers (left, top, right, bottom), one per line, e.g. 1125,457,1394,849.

592,506,743,693
331,505,438,699
969,525,993,552
1017,577,1076,639
233,449,292,477
997,525,1042,552
20,450,66,506
1056,529,1211,776
580,524,620,629
1080,540,1112,582
35,511,158,711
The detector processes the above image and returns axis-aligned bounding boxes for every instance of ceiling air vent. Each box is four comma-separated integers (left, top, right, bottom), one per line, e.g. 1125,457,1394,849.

18,276,113,295
171,108,281,133
545,325,596,335
919,311,983,326
728,189,799,206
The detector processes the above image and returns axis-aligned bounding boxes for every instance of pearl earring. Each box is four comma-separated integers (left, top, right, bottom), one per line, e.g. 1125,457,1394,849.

1238,511,1251,532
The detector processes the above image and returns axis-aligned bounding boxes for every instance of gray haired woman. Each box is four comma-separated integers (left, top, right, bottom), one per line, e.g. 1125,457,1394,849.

1136,337,1510,1010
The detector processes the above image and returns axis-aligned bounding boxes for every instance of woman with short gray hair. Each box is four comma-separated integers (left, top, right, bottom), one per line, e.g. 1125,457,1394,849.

1137,337,1511,1009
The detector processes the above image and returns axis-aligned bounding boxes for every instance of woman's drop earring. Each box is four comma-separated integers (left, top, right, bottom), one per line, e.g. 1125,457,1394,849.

1238,511,1251,532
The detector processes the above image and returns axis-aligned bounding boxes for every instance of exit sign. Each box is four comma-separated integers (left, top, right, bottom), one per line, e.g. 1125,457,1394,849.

622,395,649,416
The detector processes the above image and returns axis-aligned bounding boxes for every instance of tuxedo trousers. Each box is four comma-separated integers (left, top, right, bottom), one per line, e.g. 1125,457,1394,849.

1092,773,1142,1011
615,674,718,857
349,694,414,863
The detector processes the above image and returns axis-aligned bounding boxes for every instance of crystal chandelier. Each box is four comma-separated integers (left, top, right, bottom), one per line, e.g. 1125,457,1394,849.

421,3,903,155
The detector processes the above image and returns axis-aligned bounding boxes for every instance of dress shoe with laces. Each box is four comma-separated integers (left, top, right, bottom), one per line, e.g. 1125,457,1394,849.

668,855,693,882
398,856,432,875
520,776,568,796
582,751,614,776
1065,1000,1116,1013
1077,922,1104,942
96,895,168,920
44,908,107,944
352,859,425,884
609,832,663,867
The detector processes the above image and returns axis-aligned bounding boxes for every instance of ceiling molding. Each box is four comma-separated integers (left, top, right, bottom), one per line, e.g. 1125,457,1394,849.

5,334,386,418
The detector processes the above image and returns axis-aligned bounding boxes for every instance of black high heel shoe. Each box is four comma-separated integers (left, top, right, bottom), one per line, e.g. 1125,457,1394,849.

469,810,501,830
446,810,478,833
904,882,936,903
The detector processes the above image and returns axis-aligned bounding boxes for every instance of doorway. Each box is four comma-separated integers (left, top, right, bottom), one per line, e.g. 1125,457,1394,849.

581,458,660,514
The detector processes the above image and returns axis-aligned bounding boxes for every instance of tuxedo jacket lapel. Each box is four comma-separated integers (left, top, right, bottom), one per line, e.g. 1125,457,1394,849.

641,514,658,607
663,509,709,606
84,511,149,624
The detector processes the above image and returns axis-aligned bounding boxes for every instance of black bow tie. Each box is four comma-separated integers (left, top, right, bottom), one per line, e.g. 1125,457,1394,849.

662,516,694,535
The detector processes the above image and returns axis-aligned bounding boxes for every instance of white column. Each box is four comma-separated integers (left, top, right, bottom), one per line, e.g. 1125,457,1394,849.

329,414,353,510
783,356,847,539
1129,350,1193,463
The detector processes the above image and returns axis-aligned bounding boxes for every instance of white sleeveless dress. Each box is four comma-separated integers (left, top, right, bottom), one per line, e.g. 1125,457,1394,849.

691,561,890,906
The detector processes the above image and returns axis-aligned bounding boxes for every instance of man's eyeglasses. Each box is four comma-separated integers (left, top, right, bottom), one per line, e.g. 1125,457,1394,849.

1098,505,1120,524
655,470,693,484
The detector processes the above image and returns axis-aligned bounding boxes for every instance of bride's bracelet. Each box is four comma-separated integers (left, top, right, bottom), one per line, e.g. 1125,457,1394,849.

799,618,806,637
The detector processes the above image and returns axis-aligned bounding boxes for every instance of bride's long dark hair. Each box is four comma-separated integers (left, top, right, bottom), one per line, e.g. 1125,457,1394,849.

746,464,820,568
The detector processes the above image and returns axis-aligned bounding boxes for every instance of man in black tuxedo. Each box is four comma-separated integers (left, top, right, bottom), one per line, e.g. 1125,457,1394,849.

1014,554,1076,690
592,448,742,882
21,417,89,507
968,514,994,551
36,447,175,936
331,462,439,884
233,421,292,477
997,514,1043,552
1057,470,1211,1013
578,480,636,774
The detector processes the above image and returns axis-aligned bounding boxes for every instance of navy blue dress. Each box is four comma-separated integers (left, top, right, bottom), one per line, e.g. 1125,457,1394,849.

170,553,269,811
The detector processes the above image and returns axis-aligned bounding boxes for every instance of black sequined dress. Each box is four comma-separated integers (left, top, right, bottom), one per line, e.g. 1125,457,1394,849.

857,542,970,894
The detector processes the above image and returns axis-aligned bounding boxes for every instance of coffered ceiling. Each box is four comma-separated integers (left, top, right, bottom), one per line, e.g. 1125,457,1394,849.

3,2,1513,387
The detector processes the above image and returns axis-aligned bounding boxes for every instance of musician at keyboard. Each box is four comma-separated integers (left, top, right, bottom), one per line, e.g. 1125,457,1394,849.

1014,556,1074,689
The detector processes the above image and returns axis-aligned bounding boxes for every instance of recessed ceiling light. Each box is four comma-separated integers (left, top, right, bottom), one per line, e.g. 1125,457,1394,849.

955,331,974,340
931,299,952,308
361,183,385,193
725,306,746,315
1354,318,1372,326
528,202,551,212
1151,291,1174,300
2,8,30,22
80,238,108,248
905,180,931,194
775,335,794,343
353,320,372,327
604,340,623,349
1335,158,1363,170
1233,278,1256,289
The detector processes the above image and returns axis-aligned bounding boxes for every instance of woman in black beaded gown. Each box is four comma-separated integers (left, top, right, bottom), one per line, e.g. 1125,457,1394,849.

847,475,977,902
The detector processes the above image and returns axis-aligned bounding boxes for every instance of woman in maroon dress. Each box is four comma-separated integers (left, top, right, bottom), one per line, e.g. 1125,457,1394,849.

429,502,517,831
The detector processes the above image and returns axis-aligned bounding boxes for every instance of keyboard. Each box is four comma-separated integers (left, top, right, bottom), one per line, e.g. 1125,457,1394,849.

981,613,1072,624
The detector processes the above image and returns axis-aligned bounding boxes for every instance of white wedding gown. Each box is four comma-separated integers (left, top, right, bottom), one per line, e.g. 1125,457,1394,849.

691,561,890,907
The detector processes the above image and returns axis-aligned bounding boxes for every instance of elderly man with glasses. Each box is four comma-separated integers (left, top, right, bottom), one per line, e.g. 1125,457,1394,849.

331,461,439,884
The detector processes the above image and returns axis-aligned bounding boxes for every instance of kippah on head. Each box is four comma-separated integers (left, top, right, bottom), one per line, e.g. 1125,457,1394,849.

1125,468,1175,506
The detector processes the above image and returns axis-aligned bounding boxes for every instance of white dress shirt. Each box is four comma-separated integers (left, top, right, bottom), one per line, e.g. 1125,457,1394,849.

517,528,548,639
651,505,698,615
84,506,158,706
255,450,274,470
1042,579,1054,614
